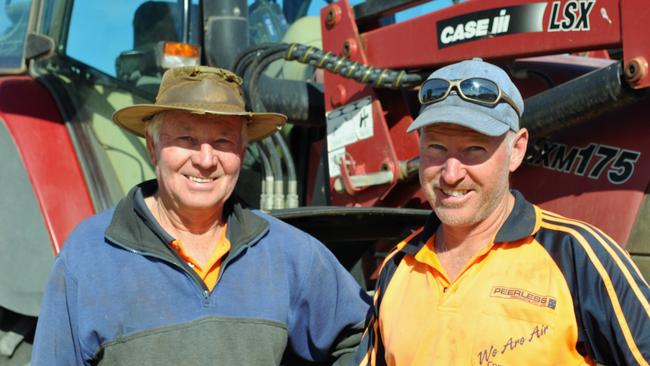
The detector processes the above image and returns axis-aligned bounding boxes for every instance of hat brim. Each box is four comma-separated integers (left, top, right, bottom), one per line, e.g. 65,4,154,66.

407,104,510,137
112,104,287,142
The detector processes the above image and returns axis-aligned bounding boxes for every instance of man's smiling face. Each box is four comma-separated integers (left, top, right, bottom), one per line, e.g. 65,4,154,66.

418,123,518,227
148,111,246,213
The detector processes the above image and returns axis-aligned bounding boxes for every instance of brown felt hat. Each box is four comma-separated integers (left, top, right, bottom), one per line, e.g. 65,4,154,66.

112,66,286,142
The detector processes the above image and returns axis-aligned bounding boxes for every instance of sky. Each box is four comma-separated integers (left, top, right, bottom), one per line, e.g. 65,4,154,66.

306,0,454,23
65,0,455,77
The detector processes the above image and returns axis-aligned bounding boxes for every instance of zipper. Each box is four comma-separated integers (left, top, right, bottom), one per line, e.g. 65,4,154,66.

216,226,269,282
106,220,269,299
106,236,210,296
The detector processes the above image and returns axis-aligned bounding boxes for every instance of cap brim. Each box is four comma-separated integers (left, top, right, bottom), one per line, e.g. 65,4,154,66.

407,104,510,136
112,104,287,142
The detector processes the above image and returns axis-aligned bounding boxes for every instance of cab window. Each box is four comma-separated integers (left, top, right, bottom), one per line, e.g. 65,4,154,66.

65,0,199,79
0,0,32,72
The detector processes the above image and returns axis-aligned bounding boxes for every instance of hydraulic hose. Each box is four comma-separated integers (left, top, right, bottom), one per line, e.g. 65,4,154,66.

522,62,649,140
249,48,290,112
261,137,285,209
233,43,283,76
235,42,422,125
285,43,422,89
273,133,298,208
253,143,274,211
256,74,325,126
233,42,423,209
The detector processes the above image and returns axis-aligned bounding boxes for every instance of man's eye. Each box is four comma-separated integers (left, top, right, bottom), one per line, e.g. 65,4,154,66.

216,138,234,144
466,146,486,153
178,136,194,143
428,144,446,152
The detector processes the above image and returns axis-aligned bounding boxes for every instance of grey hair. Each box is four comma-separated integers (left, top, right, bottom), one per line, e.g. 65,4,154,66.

145,112,165,146
504,130,516,156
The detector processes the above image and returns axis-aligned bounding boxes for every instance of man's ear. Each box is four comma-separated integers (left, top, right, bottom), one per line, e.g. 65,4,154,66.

509,128,529,173
145,133,157,166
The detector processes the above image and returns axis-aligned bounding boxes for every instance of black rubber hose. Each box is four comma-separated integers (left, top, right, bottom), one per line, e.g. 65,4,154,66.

234,51,260,77
245,44,287,109
256,74,325,126
243,44,288,77
249,49,290,112
522,62,648,140
241,46,295,181
233,43,281,76
243,47,288,108
246,47,299,208
246,48,297,189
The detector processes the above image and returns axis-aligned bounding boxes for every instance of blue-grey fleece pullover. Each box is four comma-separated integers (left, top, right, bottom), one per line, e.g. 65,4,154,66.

32,180,371,365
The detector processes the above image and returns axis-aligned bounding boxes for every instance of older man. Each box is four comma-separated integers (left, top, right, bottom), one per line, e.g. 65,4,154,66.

356,59,650,365
32,66,370,365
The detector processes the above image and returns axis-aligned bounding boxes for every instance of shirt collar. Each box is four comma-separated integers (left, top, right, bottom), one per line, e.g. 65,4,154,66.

400,189,540,257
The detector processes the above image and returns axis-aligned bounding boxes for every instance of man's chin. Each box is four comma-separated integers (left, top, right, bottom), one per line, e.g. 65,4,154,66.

177,197,224,211
434,207,480,227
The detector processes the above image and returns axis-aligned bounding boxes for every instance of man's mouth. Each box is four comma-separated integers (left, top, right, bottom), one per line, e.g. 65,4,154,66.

440,188,469,198
184,174,215,183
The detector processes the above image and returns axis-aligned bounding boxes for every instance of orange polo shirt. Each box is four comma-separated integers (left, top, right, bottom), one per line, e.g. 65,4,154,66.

169,224,231,291
358,190,650,365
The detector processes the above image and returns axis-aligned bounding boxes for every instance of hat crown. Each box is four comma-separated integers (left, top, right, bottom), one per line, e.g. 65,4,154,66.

112,65,287,142
427,59,524,116
155,66,246,113
407,59,523,136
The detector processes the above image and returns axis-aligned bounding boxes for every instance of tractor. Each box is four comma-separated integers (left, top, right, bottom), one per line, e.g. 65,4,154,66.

0,0,648,363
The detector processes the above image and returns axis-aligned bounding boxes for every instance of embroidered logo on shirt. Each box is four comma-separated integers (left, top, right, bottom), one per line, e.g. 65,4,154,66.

490,286,556,309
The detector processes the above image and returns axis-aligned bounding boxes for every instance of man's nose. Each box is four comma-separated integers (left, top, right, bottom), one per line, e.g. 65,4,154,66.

192,143,218,168
440,157,465,185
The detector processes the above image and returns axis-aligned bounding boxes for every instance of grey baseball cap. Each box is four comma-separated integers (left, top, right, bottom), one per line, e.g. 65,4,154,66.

407,59,524,136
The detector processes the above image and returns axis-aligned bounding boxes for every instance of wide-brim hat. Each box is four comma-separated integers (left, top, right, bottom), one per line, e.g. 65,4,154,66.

112,66,287,142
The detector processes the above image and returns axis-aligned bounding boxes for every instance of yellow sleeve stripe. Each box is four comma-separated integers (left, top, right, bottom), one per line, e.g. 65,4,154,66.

532,205,543,234
541,209,650,289
541,219,649,366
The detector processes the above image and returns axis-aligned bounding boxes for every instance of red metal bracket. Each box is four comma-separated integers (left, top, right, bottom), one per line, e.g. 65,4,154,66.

621,0,650,88
321,0,402,206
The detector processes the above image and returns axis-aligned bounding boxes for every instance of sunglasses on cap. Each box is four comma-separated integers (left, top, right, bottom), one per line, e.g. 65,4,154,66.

418,77,522,117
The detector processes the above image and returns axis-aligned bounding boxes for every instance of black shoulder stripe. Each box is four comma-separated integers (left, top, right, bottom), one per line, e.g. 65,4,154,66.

355,249,405,366
533,225,591,358
541,214,650,303
537,215,650,365
542,210,649,289
542,214,648,291
401,213,438,256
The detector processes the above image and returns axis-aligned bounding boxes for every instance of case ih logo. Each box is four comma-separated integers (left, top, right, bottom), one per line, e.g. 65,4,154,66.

439,9,512,46
548,0,596,31
437,3,547,48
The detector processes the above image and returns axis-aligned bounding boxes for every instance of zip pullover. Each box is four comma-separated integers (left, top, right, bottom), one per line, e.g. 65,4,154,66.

33,180,370,365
